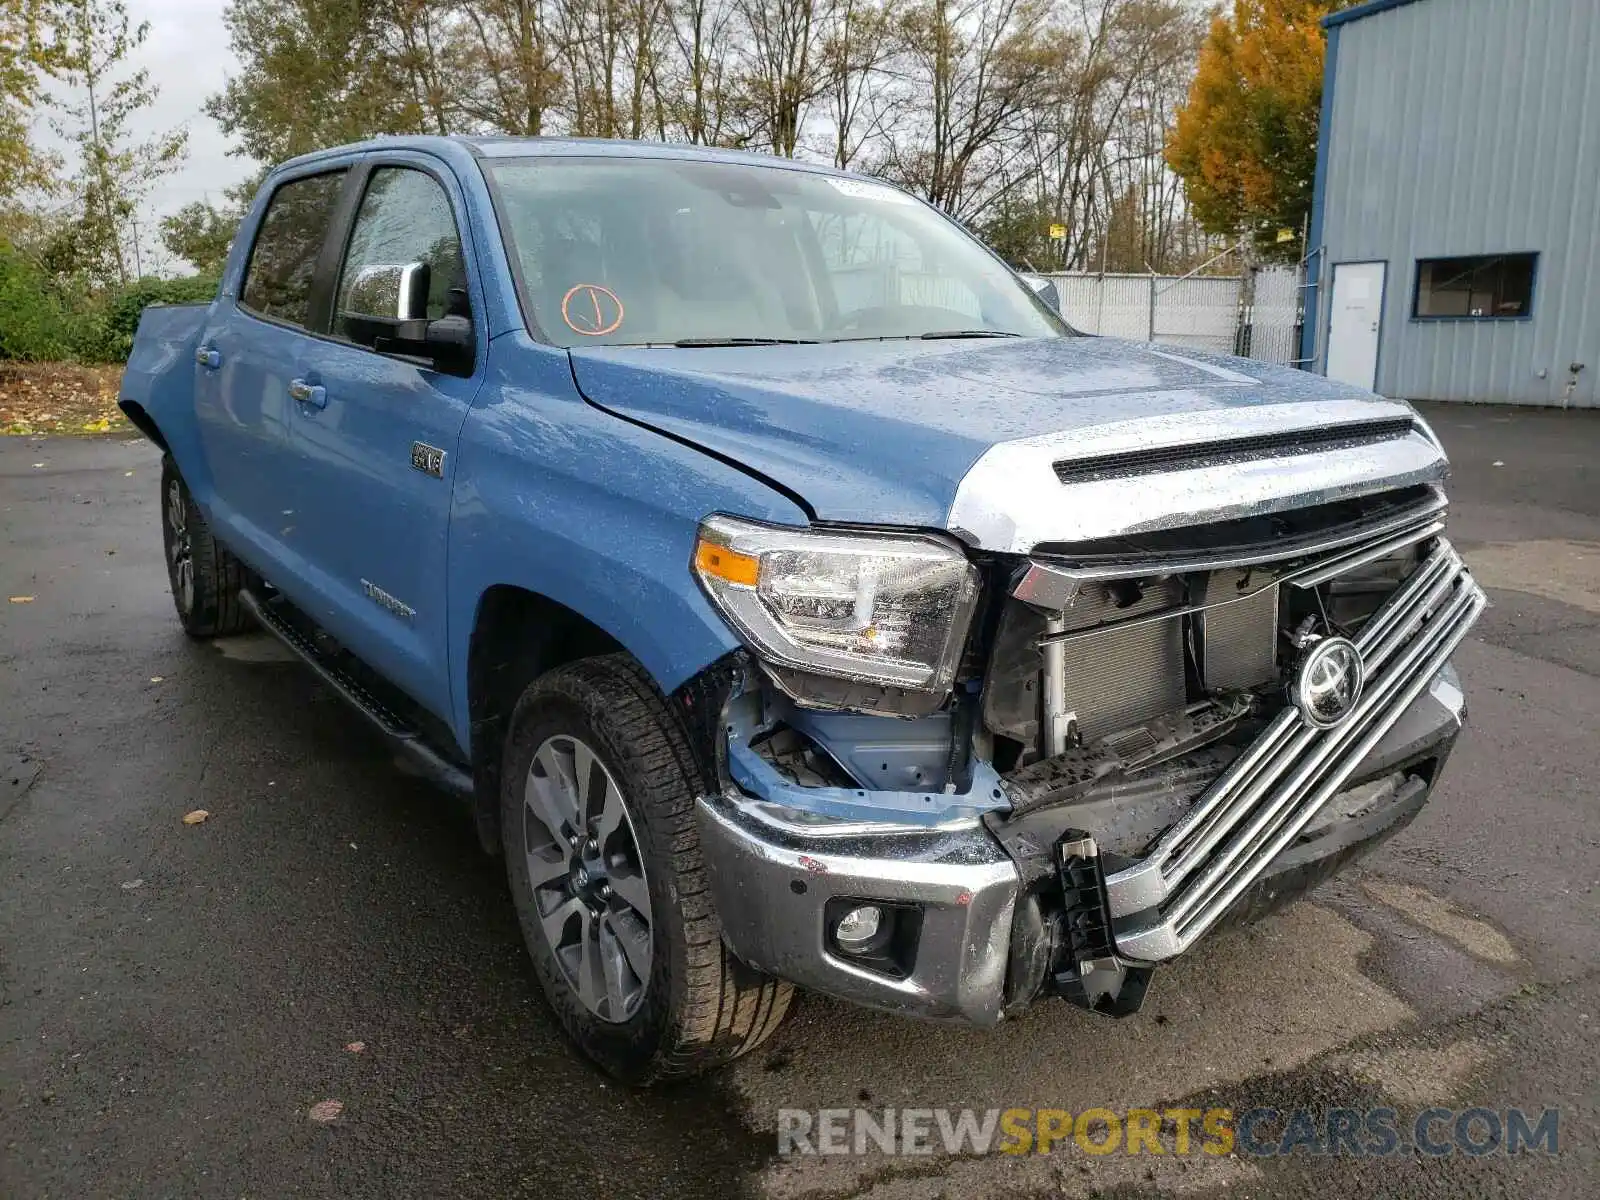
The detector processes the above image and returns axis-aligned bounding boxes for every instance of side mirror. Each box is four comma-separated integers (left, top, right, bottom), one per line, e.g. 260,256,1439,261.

1018,272,1060,312
339,261,475,375
341,312,476,377
344,261,430,323
422,314,475,375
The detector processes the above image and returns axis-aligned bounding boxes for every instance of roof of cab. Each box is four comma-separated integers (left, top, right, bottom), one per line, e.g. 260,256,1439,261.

271,134,856,179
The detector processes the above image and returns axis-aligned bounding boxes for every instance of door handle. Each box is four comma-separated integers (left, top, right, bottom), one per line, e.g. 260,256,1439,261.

288,378,327,410
195,346,221,369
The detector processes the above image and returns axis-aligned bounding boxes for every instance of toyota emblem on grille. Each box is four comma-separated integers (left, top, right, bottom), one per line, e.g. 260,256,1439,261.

1294,636,1365,729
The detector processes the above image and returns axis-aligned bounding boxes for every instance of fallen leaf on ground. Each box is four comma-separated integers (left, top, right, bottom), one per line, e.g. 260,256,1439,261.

308,1099,344,1122
149,676,164,683
121,878,144,890
1,364,128,436
8,596,34,604
182,809,210,825
344,1041,366,1054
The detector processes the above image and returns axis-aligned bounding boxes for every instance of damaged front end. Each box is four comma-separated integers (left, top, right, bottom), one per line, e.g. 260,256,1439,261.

689,430,1485,1027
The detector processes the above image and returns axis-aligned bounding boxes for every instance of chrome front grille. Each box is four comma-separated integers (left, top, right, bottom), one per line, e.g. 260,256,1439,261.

1105,540,1485,961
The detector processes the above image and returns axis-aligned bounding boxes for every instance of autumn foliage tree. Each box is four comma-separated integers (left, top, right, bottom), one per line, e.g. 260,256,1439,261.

1165,0,1350,261
1,0,58,202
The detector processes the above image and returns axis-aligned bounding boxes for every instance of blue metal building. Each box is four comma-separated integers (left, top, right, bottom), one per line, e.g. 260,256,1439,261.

1303,0,1598,407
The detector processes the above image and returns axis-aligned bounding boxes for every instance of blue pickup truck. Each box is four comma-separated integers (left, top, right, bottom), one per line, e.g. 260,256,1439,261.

120,136,1484,1082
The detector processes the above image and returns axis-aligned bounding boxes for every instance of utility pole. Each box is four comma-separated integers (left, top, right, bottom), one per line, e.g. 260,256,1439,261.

76,4,128,287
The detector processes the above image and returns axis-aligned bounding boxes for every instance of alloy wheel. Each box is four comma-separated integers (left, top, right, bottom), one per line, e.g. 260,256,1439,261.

523,734,653,1022
165,478,194,614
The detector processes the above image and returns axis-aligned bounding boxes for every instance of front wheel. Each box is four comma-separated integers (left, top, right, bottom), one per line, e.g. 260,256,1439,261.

159,457,253,638
500,654,793,1082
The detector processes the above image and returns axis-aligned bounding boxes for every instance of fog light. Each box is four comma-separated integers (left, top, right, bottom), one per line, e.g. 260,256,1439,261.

833,905,884,952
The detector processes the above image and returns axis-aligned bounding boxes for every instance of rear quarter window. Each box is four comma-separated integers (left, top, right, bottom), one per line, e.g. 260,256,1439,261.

239,171,347,328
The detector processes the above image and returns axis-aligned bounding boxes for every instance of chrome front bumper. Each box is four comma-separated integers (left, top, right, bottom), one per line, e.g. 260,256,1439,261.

695,544,1482,1025
696,797,1019,1025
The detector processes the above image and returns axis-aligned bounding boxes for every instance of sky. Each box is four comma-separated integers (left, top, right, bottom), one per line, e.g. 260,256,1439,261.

38,0,255,246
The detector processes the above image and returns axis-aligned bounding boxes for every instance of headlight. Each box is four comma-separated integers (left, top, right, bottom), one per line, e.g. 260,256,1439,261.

692,515,981,695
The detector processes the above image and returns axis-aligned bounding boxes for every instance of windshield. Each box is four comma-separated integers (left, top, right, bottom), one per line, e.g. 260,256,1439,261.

484,156,1068,347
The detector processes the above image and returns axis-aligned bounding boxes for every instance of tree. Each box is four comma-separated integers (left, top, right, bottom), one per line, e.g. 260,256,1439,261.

206,0,427,164
736,0,829,157
193,0,1265,275
1165,0,1348,260
38,0,187,284
885,0,1071,221
160,171,263,275
158,202,232,275
556,0,668,138
815,0,897,167
457,0,564,135
660,0,741,144
1000,0,1202,271
2,0,60,201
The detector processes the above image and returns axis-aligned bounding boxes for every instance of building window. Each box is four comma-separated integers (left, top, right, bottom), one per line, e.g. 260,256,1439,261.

1413,254,1537,320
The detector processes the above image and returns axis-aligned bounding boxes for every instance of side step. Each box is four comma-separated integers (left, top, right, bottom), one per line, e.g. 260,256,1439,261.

238,587,473,799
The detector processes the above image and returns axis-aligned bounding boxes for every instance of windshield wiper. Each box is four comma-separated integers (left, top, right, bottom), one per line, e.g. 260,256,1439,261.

671,336,820,347
918,329,1024,340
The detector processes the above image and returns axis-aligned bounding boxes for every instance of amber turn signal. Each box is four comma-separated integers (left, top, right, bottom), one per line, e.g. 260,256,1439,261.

694,537,761,587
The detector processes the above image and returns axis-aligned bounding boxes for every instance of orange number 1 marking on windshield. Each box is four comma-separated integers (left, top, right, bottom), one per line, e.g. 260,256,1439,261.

561,284,625,336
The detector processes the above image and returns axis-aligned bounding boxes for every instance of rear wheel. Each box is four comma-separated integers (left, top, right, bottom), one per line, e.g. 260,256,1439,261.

160,457,253,638
500,654,793,1082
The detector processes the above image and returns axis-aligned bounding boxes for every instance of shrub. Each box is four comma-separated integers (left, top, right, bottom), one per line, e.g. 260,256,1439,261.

0,246,218,364
0,245,78,361
92,275,220,361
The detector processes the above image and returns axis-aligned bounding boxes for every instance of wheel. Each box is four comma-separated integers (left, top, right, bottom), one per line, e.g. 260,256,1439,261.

159,456,253,638
500,654,793,1083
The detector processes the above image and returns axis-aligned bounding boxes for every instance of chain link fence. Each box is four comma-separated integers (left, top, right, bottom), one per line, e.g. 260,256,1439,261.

1042,263,1305,366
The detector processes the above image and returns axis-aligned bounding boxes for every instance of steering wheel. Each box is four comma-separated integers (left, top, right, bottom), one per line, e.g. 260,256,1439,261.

836,304,985,335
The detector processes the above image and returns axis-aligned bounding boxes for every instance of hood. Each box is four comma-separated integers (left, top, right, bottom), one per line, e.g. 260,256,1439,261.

567,336,1444,549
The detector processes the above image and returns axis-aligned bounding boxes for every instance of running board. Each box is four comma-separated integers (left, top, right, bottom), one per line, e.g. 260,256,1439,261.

238,587,473,799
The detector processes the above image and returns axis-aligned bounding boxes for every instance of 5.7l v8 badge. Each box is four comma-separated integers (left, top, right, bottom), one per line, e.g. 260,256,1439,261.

411,442,446,478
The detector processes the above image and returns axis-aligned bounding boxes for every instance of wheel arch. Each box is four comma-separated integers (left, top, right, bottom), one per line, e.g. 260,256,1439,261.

465,584,631,852
118,399,170,451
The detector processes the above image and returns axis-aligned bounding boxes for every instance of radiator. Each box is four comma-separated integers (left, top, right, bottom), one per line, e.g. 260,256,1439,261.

1202,569,1279,693
1056,572,1276,743
1062,616,1187,743
1058,579,1186,743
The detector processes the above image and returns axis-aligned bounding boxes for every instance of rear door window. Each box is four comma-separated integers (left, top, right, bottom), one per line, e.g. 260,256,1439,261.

239,170,347,328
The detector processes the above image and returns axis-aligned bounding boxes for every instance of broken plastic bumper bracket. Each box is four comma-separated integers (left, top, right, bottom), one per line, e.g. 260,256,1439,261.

1051,833,1153,1016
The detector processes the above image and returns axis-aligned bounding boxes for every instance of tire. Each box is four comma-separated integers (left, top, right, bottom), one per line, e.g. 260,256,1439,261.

159,456,253,638
500,653,793,1083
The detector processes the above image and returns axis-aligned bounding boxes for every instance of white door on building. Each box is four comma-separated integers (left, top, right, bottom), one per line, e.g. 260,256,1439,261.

1326,262,1386,392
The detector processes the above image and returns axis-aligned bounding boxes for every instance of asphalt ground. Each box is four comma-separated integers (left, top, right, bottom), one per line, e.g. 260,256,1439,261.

2,401,1597,1199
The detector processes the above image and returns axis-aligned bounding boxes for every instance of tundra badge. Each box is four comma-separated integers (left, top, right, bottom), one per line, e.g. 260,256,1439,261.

361,579,416,620
411,442,446,478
